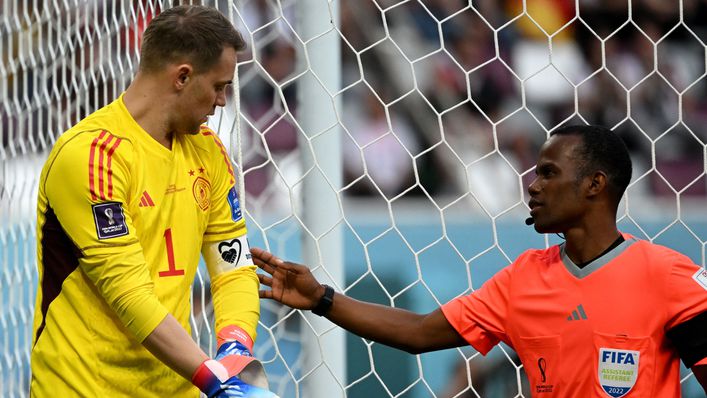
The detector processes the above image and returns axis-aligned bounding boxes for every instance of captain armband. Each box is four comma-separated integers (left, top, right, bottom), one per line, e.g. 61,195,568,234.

203,236,253,277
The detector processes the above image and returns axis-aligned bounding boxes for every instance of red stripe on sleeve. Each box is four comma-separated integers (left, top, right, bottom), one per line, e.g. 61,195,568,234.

105,137,122,200
89,131,107,201
201,130,235,185
217,146,235,185
97,135,114,200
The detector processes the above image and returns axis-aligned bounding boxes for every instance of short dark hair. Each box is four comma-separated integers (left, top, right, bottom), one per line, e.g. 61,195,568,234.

139,5,246,74
550,125,632,205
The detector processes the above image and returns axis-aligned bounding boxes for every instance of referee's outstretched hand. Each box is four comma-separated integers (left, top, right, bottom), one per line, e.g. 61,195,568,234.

251,247,326,311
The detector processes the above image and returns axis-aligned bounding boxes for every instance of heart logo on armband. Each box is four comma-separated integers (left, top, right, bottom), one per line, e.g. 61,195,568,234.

218,239,242,264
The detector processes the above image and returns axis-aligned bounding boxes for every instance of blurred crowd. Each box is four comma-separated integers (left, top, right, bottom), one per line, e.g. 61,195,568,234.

4,0,707,206
235,0,707,209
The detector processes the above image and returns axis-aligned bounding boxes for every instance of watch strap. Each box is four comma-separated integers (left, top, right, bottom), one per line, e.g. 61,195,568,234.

312,285,334,316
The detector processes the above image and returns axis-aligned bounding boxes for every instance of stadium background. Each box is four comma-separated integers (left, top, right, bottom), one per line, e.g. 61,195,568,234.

2,0,707,396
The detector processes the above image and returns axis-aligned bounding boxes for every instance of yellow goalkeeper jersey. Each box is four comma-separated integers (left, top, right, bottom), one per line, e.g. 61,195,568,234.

31,94,258,397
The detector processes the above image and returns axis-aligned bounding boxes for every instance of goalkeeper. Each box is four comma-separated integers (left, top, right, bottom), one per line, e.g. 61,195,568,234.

254,125,707,396
31,5,276,397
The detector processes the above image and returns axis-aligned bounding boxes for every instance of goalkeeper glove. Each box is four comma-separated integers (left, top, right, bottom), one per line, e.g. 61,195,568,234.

192,359,278,397
192,325,277,398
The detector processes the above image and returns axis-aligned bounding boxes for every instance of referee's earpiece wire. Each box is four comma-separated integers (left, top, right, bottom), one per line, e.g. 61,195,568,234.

524,217,565,240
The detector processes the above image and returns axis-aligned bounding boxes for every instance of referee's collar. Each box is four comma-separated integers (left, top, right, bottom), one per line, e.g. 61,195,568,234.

559,236,638,279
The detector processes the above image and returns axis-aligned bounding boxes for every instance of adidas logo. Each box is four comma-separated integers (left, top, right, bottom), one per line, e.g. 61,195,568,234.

567,304,587,321
138,190,155,207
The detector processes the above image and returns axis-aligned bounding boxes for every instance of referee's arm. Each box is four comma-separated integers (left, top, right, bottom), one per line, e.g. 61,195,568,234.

253,247,468,354
666,311,707,393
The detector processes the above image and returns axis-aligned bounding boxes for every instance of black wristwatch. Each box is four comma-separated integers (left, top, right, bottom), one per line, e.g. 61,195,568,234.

312,285,335,316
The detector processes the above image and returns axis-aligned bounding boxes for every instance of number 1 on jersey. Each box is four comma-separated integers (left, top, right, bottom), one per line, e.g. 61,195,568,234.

159,228,185,277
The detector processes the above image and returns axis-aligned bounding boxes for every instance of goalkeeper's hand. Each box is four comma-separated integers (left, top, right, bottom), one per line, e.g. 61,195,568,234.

192,326,278,398
192,360,278,398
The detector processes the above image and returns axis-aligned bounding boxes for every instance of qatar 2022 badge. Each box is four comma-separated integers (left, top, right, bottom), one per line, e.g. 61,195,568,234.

92,202,128,239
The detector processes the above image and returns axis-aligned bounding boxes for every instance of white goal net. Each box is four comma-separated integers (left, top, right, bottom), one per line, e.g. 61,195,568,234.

2,0,707,397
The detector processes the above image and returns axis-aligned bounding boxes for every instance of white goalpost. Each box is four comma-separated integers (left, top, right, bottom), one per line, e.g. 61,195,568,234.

2,1,707,397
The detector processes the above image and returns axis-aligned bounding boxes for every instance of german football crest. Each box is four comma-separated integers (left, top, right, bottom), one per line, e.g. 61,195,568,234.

598,348,639,398
192,177,211,211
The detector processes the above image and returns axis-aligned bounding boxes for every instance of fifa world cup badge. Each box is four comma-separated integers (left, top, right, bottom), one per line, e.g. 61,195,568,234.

92,202,128,239
692,269,707,290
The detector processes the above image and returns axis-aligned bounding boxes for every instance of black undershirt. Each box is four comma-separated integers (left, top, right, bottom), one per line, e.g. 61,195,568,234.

576,235,625,269
667,311,707,368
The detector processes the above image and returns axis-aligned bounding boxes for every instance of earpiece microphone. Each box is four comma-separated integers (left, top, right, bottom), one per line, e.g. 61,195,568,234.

525,217,534,226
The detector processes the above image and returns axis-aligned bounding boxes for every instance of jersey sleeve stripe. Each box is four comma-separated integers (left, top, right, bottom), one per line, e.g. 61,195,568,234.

201,130,235,185
105,137,122,199
89,130,108,201
97,135,115,200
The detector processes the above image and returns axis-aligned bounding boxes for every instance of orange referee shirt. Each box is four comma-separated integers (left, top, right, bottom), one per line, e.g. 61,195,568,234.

442,235,707,397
